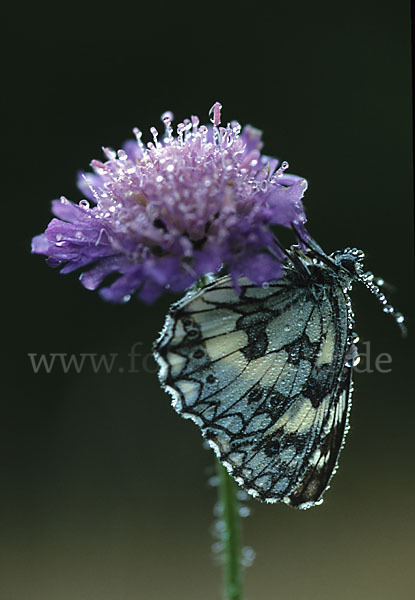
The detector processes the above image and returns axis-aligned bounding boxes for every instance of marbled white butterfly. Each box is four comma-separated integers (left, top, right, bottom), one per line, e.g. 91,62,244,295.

154,241,405,509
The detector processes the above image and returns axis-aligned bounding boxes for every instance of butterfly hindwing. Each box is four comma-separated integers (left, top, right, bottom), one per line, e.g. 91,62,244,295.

155,266,353,509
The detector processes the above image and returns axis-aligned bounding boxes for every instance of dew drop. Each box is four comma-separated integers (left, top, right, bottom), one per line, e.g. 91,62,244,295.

396,313,405,324
211,541,224,555
241,546,256,567
208,475,219,487
236,490,249,501
213,501,223,517
55,234,63,241
79,199,90,209
239,506,251,518
213,519,226,535
122,294,131,303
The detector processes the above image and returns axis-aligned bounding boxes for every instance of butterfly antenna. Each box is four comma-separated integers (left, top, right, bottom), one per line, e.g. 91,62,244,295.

357,269,407,337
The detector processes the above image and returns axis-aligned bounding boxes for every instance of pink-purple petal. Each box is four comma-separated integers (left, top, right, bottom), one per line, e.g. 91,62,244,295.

32,103,309,303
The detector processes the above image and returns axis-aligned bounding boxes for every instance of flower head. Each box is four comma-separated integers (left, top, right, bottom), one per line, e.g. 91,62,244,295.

32,103,308,303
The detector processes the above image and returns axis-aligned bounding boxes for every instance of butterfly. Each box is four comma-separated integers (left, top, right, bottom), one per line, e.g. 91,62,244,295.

153,241,405,509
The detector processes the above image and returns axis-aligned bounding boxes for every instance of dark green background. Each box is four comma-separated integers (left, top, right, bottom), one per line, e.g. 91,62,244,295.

6,5,414,599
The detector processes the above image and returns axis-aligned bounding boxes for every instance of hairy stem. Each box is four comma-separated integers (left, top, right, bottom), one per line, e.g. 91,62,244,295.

216,460,243,600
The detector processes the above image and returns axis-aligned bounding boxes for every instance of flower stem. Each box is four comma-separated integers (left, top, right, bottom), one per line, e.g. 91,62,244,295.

216,460,243,600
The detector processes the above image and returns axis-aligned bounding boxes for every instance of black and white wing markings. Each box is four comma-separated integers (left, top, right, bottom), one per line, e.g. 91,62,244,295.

287,364,353,508
154,267,354,509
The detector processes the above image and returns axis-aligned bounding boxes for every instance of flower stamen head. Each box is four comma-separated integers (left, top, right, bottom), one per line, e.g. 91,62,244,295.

32,103,309,303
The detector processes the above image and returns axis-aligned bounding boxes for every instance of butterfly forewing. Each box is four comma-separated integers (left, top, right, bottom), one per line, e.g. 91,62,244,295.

155,265,354,509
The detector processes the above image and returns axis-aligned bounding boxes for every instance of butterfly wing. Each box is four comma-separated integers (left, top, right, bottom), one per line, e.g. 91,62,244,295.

154,271,353,509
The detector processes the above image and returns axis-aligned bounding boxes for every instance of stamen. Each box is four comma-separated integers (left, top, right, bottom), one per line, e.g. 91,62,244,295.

276,161,289,177
209,101,222,127
132,127,145,153
209,101,222,148
191,115,199,133
161,111,174,144
103,147,116,160
150,127,160,148
177,123,185,145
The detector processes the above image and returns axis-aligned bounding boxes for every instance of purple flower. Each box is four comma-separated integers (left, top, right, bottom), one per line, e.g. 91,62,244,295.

32,103,309,303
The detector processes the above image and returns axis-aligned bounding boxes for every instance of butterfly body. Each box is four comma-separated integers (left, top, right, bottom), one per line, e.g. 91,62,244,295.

154,246,377,509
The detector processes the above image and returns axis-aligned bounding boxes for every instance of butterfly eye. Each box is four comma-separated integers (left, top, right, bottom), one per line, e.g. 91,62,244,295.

338,255,358,274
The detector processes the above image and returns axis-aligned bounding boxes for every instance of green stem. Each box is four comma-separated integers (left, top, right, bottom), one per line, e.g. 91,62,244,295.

216,460,243,600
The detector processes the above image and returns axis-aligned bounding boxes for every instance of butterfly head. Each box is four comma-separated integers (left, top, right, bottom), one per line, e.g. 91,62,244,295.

330,247,366,279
